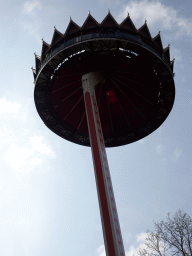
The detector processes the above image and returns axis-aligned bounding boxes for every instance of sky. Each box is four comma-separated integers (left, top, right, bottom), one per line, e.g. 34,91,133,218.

0,0,192,255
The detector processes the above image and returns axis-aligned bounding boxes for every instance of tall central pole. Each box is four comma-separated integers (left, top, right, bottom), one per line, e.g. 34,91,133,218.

82,72,125,256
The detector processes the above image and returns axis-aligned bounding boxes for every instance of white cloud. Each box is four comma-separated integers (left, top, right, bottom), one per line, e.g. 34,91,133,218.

126,245,139,256
23,0,43,14
0,98,21,115
137,232,148,242
126,232,148,256
29,157,43,166
0,96,56,253
118,0,192,37
5,136,55,171
97,231,170,256
171,148,182,162
30,135,55,157
96,234,147,256
126,231,172,256
96,245,106,256
0,97,56,172
5,144,34,170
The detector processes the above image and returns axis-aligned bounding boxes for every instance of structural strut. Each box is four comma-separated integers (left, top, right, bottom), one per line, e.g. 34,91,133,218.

82,72,125,256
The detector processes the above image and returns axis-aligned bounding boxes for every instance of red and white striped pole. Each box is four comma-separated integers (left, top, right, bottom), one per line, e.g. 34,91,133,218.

82,72,125,256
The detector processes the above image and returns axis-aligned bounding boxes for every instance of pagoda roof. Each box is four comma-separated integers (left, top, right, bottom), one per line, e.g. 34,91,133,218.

51,27,64,46
81,12,100,30
100,12,118,28
137,22,152,40
163,45,170,63
64,18,81,37
34,53,41,73
35,13,175,81
152,32,163,51
31,67,36,80
170,58,175,72
119,13,137,32
41,40,51,60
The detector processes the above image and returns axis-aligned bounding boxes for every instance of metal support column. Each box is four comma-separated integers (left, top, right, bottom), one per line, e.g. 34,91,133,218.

82,72,125,256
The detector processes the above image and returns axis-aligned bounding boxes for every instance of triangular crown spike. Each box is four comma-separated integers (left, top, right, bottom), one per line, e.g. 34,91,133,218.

81,12,100,30
138,21,152,41
35,54,41,59
63,17,81,38
119,13,137,32
100,11,118,27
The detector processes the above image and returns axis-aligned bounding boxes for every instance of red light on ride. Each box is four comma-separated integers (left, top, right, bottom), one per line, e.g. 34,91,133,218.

108,90,117,104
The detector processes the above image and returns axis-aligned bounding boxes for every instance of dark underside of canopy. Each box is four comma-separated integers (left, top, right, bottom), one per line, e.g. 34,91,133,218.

50,51,160,146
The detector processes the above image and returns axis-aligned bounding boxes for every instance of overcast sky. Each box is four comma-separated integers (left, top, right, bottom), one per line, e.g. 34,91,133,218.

0,0,192,255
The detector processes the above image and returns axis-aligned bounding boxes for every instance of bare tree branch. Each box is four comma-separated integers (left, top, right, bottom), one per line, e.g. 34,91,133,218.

135,210,192,256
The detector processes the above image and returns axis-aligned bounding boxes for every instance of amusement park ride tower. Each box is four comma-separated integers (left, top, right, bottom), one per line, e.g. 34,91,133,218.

32,11,175,256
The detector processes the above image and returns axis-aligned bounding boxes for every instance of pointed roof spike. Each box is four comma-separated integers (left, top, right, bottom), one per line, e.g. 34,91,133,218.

120,13,137,32
31,67,36,73
170,59,174,72
42,39,50,47
51,27,64,46
108,8,110,13
163,45,170,63
41,39,51,61
34,53,41,59
152,32,163,51
55,27,63,36
81,13,100,30
35,53,41,74
138,22,152,40
163,44,170,51
163,46,169,52
88,10,90,15
32,67,37,80
101,12,118,28
64,18,81,37
127,12,129,17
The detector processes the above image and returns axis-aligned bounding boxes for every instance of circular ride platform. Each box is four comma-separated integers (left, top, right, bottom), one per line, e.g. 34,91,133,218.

33,13,175,147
